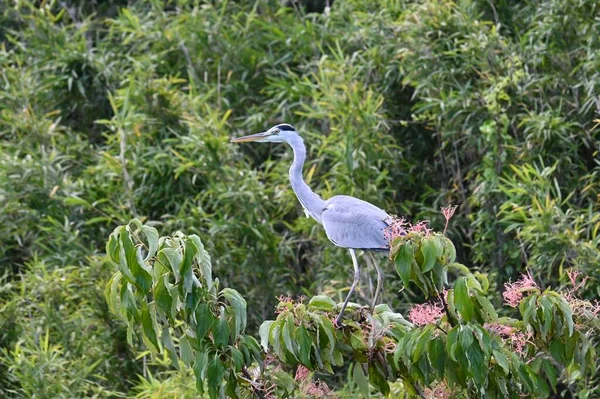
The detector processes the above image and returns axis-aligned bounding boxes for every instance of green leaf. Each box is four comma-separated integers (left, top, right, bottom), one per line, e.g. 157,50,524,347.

446,326,459,361
549,340,565,363
159,247,182,283
195,303,216,342
193,352,208,393
454,277,474,322
459,326,474,351
428,338,446,379
474,293,498,321
492,349,510,375
214,307,230,348
161,326,179,368
316,315,336,355
282,314,298,360
556,297,574,336
421,238,437,272
296,325,313,367
105,272,122,317
179,335,195,366
472,325,492,358
308,295,336,312
221,288,247,337
353,363,369,398
207,355,224,399
395,243,413,286
368,363,390,396
154,275,173,318
180,238,199,293
467,344,486,384
63,196,91,207
141,302,160,351
189,234,213,287
350,329,367,351
119,228,152,293
413,327,433,362
542,359,558,392
230,347,244,371
272,370,295,394
259,321,275,351
443,237,456,263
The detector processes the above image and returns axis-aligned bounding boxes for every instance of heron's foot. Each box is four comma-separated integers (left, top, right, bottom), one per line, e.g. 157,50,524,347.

334,311,345,328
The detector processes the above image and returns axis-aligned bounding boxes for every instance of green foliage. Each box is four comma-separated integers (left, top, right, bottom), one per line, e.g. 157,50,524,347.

2,0,600,396
108,220,598,398
105,221,264,398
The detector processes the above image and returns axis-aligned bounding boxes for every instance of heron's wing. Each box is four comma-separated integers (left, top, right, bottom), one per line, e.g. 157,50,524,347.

321,195,390,251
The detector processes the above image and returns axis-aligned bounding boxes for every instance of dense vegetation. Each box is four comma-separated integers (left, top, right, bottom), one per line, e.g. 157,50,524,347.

1,0,599,397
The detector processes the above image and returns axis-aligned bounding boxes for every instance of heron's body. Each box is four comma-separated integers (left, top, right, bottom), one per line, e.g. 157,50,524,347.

231,123,390,324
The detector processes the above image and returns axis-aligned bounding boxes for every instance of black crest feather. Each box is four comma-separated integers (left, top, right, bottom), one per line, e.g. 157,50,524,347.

276,124,295,131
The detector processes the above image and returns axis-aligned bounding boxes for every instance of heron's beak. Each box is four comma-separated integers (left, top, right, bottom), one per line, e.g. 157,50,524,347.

230,131,269,143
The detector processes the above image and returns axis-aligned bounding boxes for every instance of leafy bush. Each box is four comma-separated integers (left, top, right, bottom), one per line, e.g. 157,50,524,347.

1,0,599,396
105,219,599,398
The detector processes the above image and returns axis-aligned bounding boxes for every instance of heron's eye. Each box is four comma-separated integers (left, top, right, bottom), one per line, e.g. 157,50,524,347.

273,129,280,134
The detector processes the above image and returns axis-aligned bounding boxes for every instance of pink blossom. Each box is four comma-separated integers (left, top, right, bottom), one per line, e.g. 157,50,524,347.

441,204,458,235
512,331,534,356
564,291,600,319
295,365,310,382
411,220,433,235
383,216,433,243
408,302,444,326
484,323,533,357
502,271,538,307
567,269,589,292
484,322,515,337
383,216,409,242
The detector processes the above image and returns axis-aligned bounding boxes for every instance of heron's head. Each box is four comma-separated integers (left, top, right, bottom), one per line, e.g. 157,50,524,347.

230,123,298,144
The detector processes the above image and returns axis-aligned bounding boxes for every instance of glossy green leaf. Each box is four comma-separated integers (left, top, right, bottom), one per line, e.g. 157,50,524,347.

454,277,474,322
296,325,312,367
179,335,195,365
308,295,336,312
492,349,510,375
207,355,224,399
353,363,369,398
214,308,230,348
421,238,437,272
154,275,173,318
428,338,446,379
259,320,275,351
221,287,247,337
141,302,160,351
395,243,413,286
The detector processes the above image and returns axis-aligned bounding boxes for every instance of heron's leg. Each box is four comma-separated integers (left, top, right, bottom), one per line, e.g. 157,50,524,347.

371,254,384,311
336,249,360,326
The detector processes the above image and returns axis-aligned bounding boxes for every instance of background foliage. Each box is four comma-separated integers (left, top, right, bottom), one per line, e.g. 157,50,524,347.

1,0,599,397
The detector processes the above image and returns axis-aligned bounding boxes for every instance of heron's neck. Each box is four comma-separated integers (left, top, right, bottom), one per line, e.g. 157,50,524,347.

287,134,324,223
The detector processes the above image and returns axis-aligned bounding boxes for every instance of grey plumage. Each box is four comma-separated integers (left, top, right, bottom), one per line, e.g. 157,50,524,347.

322,195,390,251
231,123,391,324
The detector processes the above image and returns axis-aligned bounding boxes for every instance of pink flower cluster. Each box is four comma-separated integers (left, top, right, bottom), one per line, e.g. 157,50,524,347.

408,301,444,326
484,322,533,356
564,269,600,320
383,216,432,242
502,271,538,307
441,204,458,235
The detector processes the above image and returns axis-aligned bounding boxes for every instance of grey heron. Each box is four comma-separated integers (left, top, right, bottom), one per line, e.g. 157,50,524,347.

231,123,391,325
